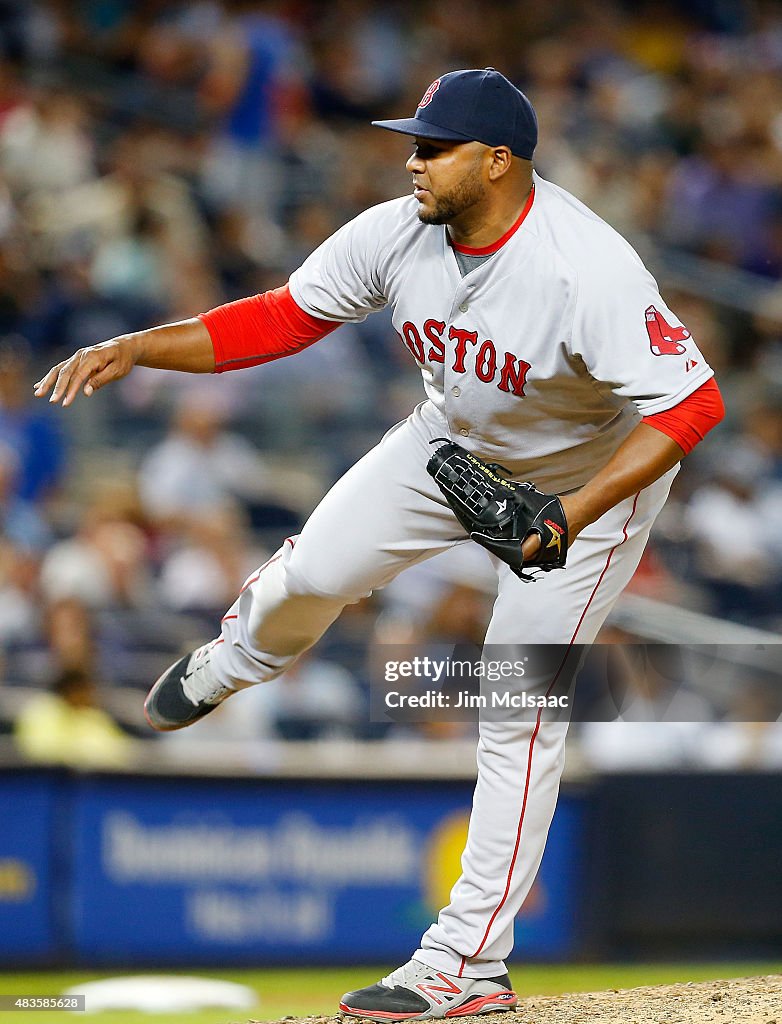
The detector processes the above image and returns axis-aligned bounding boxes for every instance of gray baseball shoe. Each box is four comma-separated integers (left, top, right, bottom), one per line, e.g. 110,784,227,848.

339,959,517,1020
144,642,235,731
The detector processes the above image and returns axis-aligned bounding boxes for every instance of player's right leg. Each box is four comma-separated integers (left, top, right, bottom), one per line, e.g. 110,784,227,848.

145,403,464,730
414,468,679,980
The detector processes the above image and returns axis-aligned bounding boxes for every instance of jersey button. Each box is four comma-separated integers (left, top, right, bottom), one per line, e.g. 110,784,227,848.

459,428,469,436
458,302,469,313
451,386,461,397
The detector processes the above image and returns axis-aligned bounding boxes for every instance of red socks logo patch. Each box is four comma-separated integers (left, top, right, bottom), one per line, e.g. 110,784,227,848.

645,305,689,356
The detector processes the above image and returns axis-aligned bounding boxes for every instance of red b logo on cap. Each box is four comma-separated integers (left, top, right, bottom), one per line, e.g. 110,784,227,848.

418,78,441,109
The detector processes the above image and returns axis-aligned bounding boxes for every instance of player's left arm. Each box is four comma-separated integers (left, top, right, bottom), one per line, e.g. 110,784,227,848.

565,375,724,533
549,243,727,560
521,378,725,559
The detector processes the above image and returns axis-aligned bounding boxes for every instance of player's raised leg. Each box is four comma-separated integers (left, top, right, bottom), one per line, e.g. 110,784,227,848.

145,405,464,730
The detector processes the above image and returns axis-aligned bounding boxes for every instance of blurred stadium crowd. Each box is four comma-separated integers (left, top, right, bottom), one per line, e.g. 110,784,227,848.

0,0,781,767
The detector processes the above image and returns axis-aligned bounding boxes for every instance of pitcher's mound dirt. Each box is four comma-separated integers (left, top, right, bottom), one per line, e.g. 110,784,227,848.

256,974,781,1024
514,973,781,1023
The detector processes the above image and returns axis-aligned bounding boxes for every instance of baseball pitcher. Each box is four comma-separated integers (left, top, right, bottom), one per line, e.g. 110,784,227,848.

35,69,724,1020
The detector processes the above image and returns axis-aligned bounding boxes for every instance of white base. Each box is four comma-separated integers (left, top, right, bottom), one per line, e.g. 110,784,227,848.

64,975,258,1013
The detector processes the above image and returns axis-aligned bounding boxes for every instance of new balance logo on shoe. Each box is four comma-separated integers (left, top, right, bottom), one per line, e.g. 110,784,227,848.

416,974,462,1004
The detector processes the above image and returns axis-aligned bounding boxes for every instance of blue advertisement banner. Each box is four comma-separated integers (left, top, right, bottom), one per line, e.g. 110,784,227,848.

0,771,62,960
70,776,586,963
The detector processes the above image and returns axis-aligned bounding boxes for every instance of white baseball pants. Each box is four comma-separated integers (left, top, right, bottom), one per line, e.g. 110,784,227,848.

209,401,676,977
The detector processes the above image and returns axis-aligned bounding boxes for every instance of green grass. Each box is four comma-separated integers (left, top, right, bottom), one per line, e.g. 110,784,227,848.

0,963,779,1024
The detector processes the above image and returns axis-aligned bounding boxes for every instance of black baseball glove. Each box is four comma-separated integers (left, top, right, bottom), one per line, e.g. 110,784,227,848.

426,438,569,582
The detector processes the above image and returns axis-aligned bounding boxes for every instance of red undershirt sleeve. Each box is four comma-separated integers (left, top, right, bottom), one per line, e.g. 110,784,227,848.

642,377,725,454
198,283,340,373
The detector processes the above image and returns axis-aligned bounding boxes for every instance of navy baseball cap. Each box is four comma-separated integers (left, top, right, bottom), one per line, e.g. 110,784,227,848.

372,68,537,160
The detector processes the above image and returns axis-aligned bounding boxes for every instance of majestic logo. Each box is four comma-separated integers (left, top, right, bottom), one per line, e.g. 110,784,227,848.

685,358,698,372
418,78,441,109
645,305,690,356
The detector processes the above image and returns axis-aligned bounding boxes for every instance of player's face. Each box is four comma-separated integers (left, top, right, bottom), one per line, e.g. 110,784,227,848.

406,138,487,225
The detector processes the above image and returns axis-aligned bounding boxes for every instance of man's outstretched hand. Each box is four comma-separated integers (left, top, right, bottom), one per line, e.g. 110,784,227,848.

33,319,216,404
33,337,138,407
